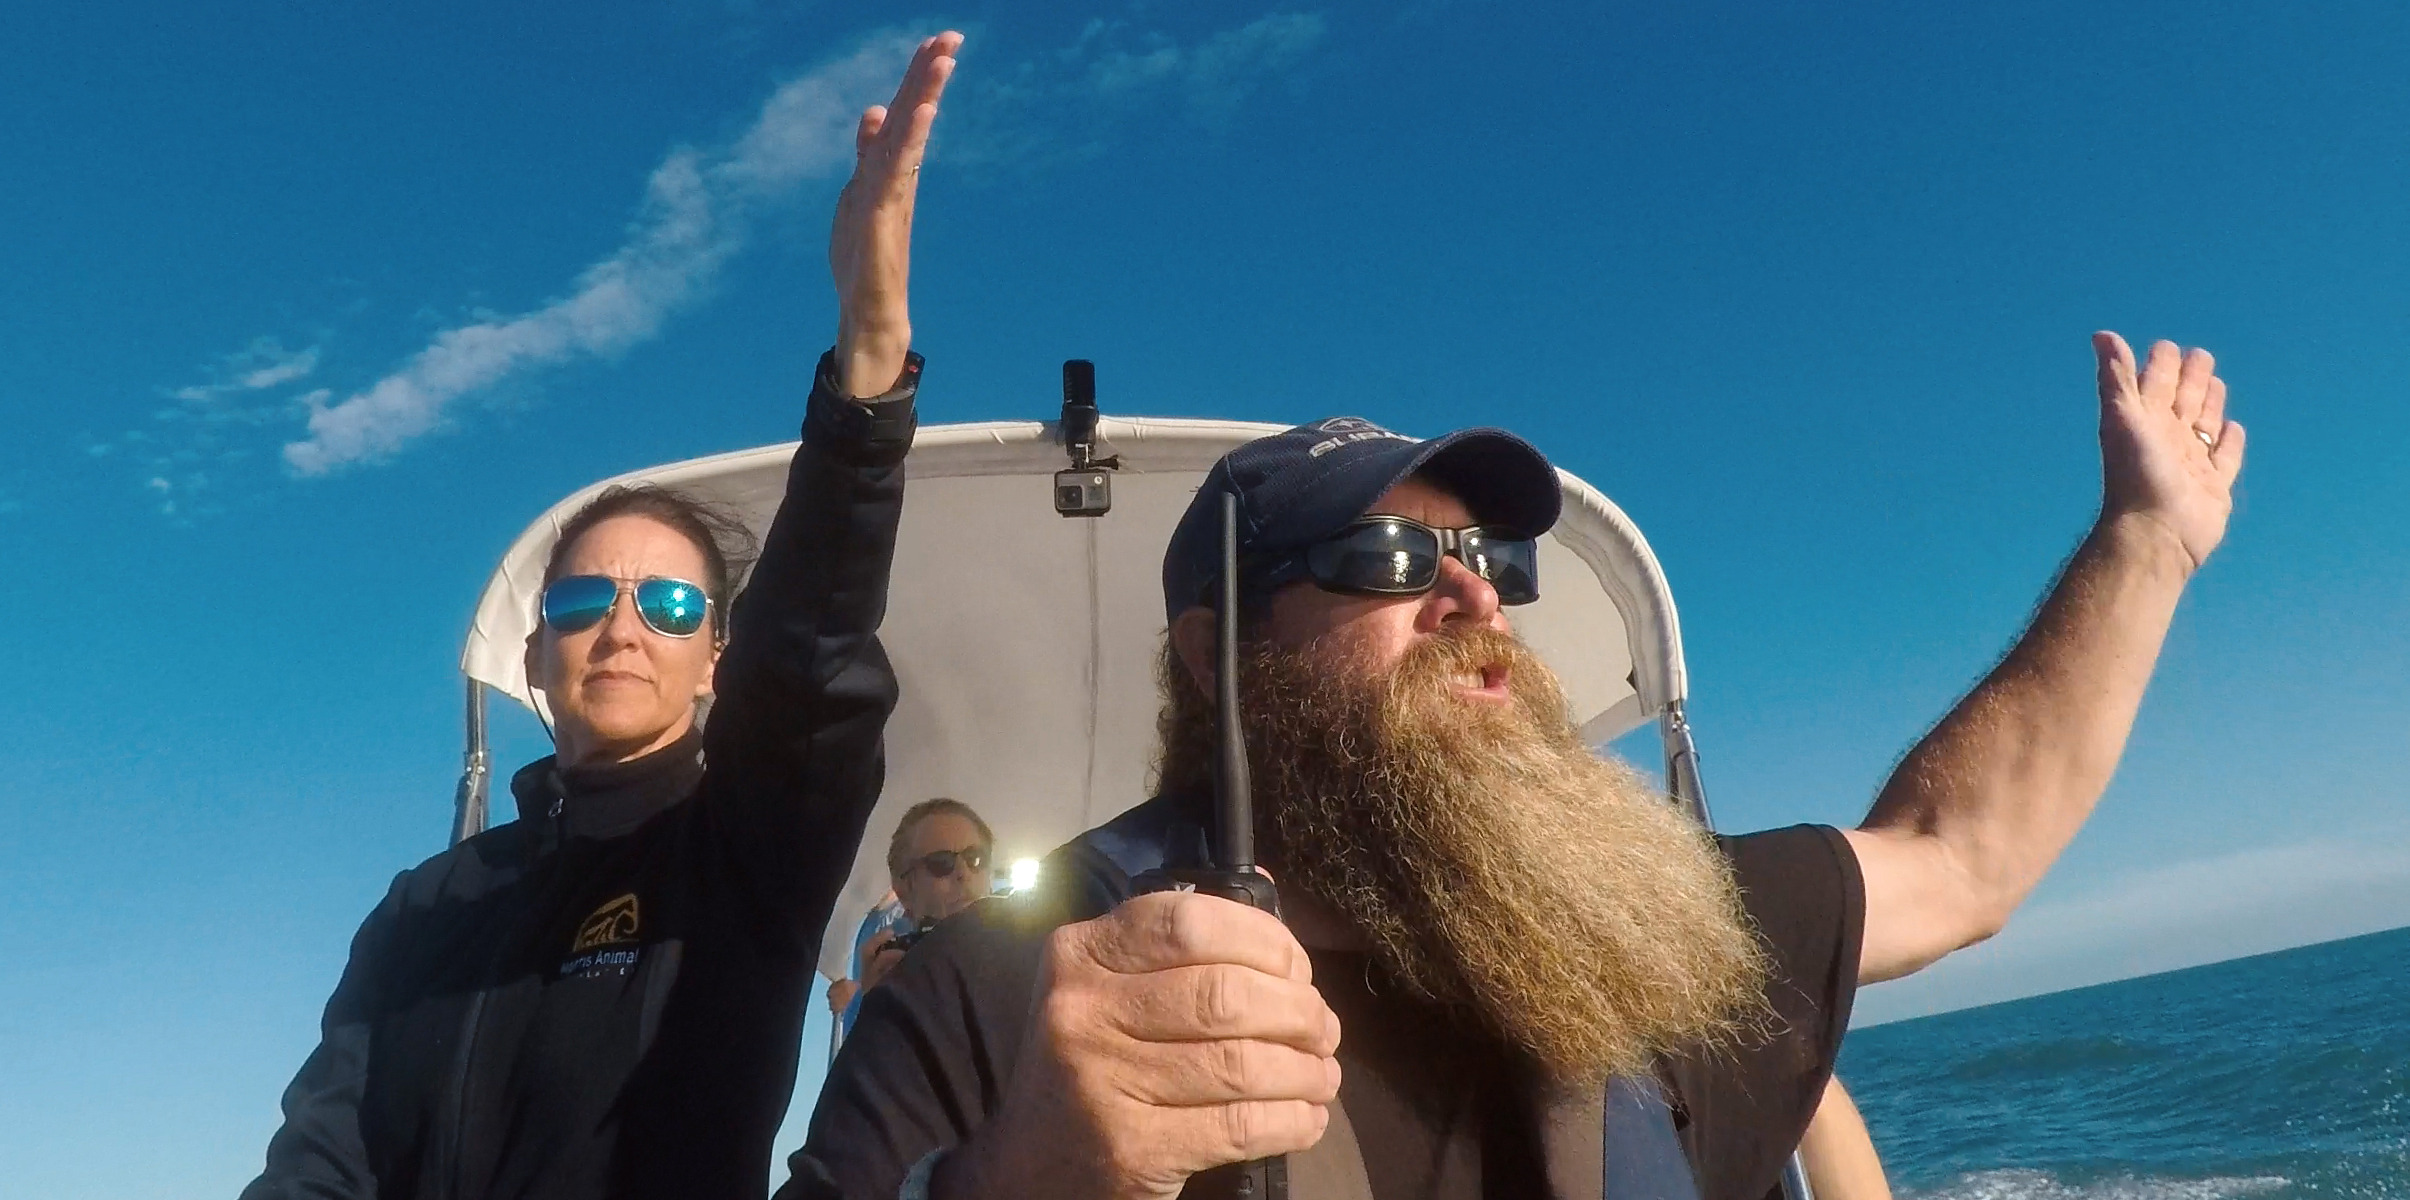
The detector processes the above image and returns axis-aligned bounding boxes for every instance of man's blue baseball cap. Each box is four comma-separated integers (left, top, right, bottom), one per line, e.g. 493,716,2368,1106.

1161,416,1562,623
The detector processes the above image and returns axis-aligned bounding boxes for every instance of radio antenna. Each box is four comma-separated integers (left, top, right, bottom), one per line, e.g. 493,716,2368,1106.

1216,490,1254,870
1130,487,1288,1200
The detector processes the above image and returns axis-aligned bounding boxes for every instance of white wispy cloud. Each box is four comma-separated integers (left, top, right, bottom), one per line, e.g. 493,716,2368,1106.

132,11,1326,490
1854,821,2410,1025
106,340,328,517
238,351,319,390
280,33,919,475
946,12,1328,169
1079,13,1326,103
169,338,321,403
1157,12,1327,118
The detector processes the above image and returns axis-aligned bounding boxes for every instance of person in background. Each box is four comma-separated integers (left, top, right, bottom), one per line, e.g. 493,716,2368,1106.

1798,1077,1893,1200
853,799,996,1013
238,33,963,1200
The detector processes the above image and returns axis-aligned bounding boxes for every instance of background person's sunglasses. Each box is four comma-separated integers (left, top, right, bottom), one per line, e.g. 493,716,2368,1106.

1271,516,1541,605
541,575,714,639
911,846,989,880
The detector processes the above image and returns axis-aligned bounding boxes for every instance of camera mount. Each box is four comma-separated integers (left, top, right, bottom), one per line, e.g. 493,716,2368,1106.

1054,359,1120,518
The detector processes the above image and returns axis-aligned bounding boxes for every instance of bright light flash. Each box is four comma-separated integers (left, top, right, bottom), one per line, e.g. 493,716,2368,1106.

1009,858,1041,893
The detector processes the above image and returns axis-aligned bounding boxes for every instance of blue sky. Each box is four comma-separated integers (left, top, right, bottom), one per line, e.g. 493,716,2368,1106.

3,1,2407,1194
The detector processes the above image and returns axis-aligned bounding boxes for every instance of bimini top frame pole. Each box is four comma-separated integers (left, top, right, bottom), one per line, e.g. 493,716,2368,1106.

452,679,491,847
1660,699,1711,829
1659,697,1817,1200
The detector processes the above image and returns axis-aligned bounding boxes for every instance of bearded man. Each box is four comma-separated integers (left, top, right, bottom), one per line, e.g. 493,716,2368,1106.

783,333,2243,1200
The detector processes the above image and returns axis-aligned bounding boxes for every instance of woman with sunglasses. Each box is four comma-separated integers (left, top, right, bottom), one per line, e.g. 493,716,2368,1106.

240,34,965,1200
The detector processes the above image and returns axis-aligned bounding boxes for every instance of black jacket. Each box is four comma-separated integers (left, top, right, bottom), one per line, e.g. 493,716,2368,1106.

243,357,918,1200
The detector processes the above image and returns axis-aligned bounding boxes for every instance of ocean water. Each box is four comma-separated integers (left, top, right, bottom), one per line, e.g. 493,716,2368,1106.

1840,925,2410,1200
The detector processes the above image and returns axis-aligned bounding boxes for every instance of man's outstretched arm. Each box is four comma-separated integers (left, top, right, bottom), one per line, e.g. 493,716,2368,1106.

1845,332,2247,983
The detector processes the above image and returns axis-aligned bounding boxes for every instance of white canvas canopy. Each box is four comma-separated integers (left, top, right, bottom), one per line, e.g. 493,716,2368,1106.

454,417,1707,984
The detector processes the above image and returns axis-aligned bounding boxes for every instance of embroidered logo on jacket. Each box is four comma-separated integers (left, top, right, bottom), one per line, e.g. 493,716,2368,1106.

561,893,643,979
574,893,641,951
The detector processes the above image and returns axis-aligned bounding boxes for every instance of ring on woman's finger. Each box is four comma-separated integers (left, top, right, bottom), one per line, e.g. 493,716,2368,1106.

2195,427,2217,449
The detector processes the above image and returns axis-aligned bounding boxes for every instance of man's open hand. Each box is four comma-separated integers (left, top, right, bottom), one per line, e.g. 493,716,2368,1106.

831,32,961,397
2094,332,2247,572
938,891,1342,1200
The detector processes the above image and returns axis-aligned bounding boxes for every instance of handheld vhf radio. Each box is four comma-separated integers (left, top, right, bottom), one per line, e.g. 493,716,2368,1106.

1131,490,1289,1200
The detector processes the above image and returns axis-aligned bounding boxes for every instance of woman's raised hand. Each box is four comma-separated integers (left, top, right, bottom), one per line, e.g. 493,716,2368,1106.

831,32,963,397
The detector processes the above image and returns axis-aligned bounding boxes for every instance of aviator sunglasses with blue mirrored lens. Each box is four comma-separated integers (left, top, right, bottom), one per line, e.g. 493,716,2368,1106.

540,575,714,639
1275,516,1541,605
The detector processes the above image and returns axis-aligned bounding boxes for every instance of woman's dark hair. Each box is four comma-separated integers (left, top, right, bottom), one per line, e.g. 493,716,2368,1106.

541,484,760,640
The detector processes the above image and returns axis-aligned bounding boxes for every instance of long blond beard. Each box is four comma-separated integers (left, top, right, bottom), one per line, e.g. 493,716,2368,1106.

1156,626,1770,1081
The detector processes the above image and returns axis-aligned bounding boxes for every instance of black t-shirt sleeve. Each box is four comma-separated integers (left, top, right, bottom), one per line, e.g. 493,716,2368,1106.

779,900,1047,1200
1665,824,1865,1200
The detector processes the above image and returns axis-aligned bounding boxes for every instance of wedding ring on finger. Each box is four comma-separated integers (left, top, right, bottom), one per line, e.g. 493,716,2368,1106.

2195,427,2217,450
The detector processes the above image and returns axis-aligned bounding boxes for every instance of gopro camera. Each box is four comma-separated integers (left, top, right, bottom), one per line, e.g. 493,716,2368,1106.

1054,468,1112,517
1054,359,1117,518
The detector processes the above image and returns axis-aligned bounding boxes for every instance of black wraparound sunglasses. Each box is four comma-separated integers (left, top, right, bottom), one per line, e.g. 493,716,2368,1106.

909,846,990,880
1256,516,1541,606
